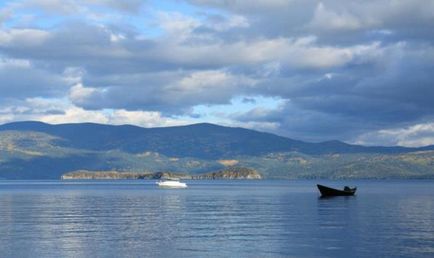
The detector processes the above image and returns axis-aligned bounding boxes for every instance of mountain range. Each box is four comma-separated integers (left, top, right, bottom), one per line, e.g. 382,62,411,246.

1,121,434,179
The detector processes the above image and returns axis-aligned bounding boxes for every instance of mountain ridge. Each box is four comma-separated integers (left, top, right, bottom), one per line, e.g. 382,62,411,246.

1,121,432,159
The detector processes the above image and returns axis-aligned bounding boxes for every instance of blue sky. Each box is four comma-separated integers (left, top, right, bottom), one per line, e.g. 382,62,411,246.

1,0,434,146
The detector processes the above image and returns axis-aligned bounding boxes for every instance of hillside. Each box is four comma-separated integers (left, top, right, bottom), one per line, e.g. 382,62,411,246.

2,121,431,159
236,151,434,179
1,121,434,179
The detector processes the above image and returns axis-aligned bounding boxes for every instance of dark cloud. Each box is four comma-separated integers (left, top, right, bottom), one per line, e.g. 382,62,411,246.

89,0,146,13
0,61,68,100
187,0,434,44
43,109,65,115
21,0,146,15
231,42,434,142
73,69,256,114
241,97,256,104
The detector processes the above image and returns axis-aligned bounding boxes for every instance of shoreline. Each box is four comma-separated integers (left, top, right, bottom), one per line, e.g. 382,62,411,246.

60,167,263,180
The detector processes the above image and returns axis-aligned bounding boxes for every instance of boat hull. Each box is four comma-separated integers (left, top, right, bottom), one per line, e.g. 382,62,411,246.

156,181,187,188
317,184,356,197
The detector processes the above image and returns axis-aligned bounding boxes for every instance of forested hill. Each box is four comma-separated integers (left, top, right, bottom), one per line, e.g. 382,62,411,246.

1,121,432,159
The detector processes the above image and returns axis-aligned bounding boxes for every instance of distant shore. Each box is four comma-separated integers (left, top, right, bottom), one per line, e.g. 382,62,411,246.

61,167,262,180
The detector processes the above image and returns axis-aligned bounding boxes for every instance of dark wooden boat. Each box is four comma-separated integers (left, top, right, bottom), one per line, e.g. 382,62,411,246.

317,184,356,197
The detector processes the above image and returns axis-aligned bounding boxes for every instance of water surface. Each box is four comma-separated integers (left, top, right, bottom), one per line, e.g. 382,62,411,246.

0,180,433,257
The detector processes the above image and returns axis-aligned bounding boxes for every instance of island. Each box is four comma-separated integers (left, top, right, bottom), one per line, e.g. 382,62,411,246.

61,166,262,180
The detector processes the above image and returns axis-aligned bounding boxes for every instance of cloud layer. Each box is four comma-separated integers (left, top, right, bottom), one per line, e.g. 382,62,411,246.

0,0,434,146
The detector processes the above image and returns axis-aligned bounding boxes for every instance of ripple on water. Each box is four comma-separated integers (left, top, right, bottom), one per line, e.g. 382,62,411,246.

0,180,433,257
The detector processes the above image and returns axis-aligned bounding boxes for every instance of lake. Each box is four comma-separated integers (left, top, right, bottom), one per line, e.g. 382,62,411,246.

0,180,433,257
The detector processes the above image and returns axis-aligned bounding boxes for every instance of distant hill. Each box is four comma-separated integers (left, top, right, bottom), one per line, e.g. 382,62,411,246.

1,121,434,179
1,121,432,159
61,167,262,180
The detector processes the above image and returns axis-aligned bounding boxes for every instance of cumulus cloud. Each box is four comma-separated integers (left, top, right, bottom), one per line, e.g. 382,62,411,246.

0,28,50,47
0,97,189,128
69,69,257,113
107,109,188,127
355,123,434,147
309,2,367,31
20,0,146,15
85,0,145,13
40,107,189,128
0,0,434,146
230,41,434,142
188,0,292,12
0,57,69,100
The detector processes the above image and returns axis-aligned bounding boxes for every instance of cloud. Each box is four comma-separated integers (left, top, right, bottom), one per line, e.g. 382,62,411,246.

188,0,292,12
69,69,257,113
85,0,145,13
0,57,69,100
107,109,188,127
241,97,256,104
200,14,249,32
0,28,50,47
229,41,434,143
23,0,83,15
0,97,189,128
187,0,434,45
21,0,146,15
41,107,189,128
309,2,367,31
0,7,12,25
355,122,434,147
0,0,434,146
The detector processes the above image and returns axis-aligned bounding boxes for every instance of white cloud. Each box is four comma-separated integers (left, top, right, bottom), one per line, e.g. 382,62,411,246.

0,97,69,123
0,114,14,124
0,29,50,47
355,123,434,147
25,97,68,111
69,83,98,104
234,121,281,132
108,110,188,127
164,70,257,106
62,67,86,85
0,97,187,129
174,70,255,91
39,107,190,128
40,106,109,124
41,107,190,129
205,14,249,31
158,12,200,41
309,2,372,31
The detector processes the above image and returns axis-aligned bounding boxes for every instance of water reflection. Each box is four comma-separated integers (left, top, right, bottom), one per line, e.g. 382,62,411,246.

315,195,360,256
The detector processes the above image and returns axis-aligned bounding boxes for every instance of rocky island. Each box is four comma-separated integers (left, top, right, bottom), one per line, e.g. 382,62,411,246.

191,167,262,179
61,167,262,180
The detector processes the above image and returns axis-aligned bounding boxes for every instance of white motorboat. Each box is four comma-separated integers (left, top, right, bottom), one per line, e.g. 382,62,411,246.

156,178,187,188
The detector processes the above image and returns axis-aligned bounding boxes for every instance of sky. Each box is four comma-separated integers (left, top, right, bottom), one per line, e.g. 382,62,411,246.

0,0,434,147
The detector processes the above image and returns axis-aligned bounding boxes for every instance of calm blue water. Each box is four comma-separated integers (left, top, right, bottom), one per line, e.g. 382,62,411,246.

0,180,433,258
